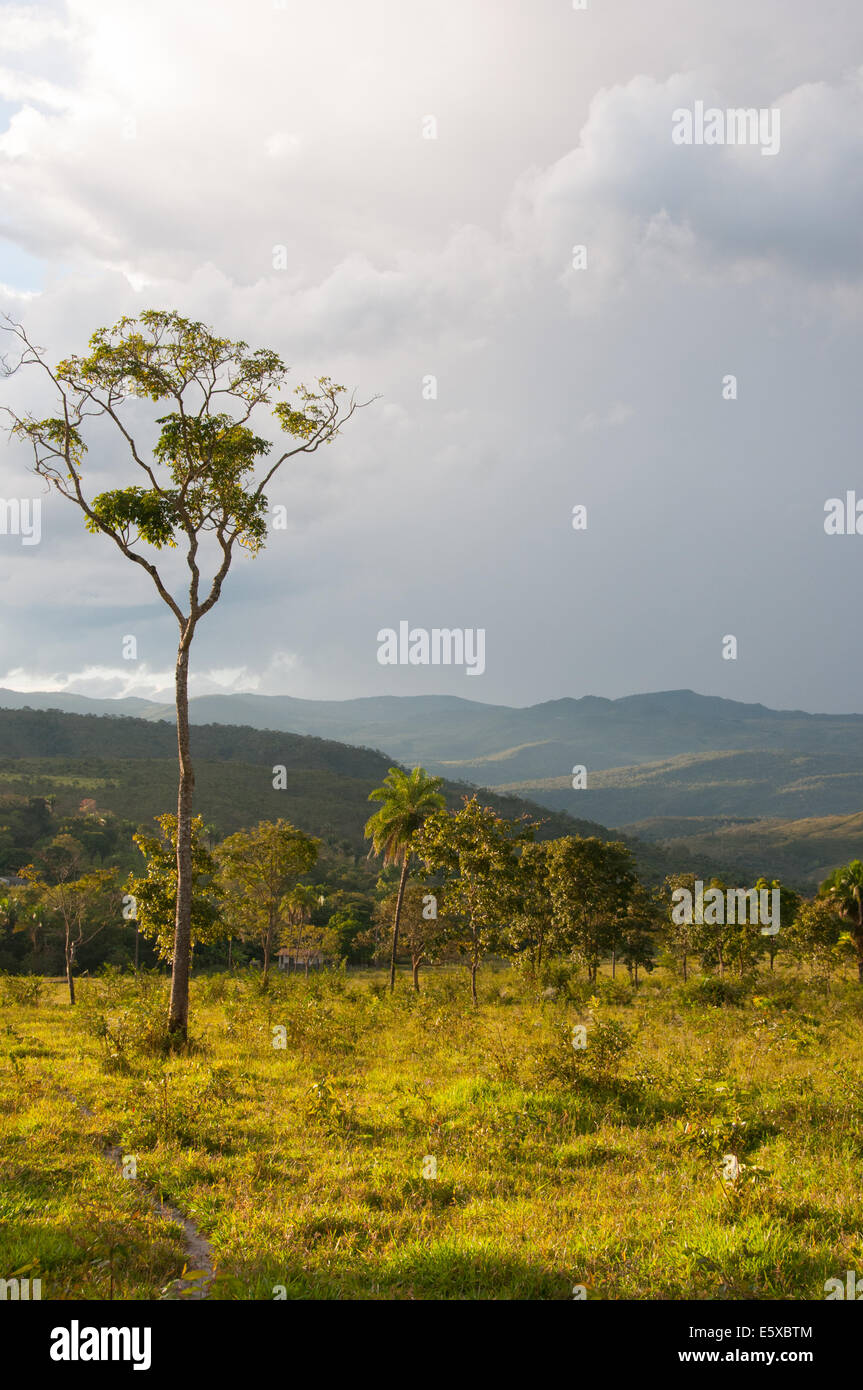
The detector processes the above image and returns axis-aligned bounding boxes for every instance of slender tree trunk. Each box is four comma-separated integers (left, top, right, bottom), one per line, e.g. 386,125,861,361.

412,959,420,992
168,627,195,1038
66,936,75,1006
611,947,616,978
389,855,410,992
263,916,273,983
470,959,478,1005
682,949,688,983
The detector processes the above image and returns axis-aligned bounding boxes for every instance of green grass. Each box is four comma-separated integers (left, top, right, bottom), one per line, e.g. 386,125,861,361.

2,962,863,1299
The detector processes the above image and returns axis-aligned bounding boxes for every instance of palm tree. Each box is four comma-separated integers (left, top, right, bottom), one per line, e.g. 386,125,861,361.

820,859,863,981
365,767,445,991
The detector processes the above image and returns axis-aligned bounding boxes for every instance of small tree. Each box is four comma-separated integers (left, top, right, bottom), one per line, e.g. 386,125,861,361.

415,795,528,1004
662,872,698,982
127,814,225,964
501,839,555,981
545,836,637,984
692,877,735,979
3,310,366,1037
21,837,120,1004
819,861,863,982
754,876,800,972
217,820,319,981
372,882,448,992
364,767,445,991
326,903,374,965
785,897,843,980
0,880,44,968
618,882,661,987
276,884,327,974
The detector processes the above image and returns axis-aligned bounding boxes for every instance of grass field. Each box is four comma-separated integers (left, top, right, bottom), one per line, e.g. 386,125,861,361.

2,963,862,1301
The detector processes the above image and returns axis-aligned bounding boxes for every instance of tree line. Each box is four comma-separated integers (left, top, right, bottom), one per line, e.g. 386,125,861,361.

2,764,862,1021
365,768,863,1003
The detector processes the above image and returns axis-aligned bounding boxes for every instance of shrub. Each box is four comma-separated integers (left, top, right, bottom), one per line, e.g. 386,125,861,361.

681,976,746,1008
480,971,521,1005
0,973,43,1007
539,960,579,992
80,979,175,1065
583,1018,636,1074
300,1074,356,1132
596,976,634,1005
532,1018,636,1086
193,973,237,1004
127,1064,230,1150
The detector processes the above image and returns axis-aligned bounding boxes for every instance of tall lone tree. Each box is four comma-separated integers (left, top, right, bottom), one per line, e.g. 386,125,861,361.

3,309,365,1037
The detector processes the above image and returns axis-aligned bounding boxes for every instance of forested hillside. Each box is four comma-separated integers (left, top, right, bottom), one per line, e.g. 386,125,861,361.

0,705,614,868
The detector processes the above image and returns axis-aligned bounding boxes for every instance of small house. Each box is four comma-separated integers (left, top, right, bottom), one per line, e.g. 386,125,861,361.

276,946,325,972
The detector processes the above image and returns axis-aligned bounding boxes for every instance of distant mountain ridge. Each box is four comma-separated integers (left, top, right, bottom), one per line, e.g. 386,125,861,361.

1,687,861,828
0,695,859,884
1,685,860,752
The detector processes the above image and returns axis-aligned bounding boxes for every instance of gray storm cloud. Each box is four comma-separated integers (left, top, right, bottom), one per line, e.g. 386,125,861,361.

0,0,861,713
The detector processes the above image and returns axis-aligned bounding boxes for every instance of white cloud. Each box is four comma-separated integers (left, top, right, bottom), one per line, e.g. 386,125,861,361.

0,650,302,701
512,70,863,289
0,69,75,108
0,6,77,53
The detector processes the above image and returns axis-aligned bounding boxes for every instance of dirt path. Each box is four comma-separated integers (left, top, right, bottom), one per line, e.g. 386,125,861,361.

58,1086,216,1299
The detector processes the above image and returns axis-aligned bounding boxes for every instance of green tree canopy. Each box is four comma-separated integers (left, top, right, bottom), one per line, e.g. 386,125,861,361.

415,794,530,1003
217,820,320,979
819,859,863,982
127,813,225,963
545,836,638,984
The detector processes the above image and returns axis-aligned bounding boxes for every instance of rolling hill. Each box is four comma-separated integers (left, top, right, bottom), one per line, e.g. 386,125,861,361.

615,811,863,887
1,690,860,884
495,748,863,824
0,705,616,861
2,687,861,825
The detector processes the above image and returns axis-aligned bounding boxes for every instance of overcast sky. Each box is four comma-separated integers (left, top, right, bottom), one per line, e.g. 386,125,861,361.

0,0,861,714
